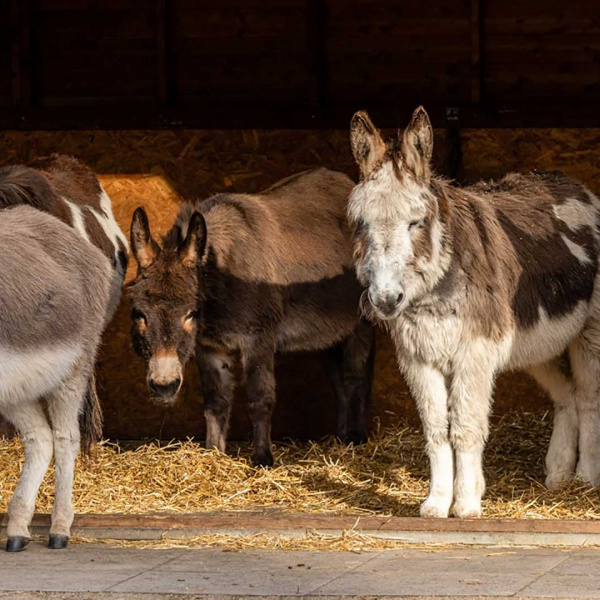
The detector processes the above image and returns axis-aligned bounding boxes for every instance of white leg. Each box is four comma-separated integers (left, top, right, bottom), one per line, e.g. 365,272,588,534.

527,359,577,489
402,360,453,518
449,349,495,518
570,336,600,486
2,401,53,547
46,370,87,543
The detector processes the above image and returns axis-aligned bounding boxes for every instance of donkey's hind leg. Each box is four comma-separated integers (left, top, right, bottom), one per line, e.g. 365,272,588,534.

45,368,88,549
570,333,600,486
2,401,53,552
326,320,375,445
527,358,578,489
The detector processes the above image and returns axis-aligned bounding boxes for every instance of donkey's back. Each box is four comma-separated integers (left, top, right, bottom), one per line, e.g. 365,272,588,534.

195,168,356,285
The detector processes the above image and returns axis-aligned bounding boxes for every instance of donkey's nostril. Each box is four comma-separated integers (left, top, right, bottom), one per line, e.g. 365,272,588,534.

149,378,182,398
397,292,404,304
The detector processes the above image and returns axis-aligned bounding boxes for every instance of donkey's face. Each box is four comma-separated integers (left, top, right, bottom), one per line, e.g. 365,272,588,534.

348,107,443,321
127,207,207,405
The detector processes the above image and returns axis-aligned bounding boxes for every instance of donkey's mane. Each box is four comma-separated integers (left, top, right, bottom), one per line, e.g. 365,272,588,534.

0,165,56,211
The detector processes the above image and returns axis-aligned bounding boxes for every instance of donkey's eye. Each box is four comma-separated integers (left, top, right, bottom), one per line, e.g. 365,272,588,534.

132,310,147,325
408,219,424,231
184,310,199,323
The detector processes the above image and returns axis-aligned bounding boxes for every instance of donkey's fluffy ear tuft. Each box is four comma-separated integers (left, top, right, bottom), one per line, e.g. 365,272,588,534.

401,106,434,181
178,211,207,268
130,207,160,269
350,111,387,178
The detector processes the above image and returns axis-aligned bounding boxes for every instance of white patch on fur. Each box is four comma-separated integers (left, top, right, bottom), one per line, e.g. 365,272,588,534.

63,199,90,243
553,197,593,232
99,187,129,250
509,304,588,369
561,233,591,264
0,344,82,407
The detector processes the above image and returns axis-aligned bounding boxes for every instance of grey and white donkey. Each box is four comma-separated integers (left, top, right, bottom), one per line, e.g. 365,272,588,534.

348,106,600,518
0,156,128,551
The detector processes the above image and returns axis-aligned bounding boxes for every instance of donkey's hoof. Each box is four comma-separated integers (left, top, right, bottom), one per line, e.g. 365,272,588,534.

252,450,274,468
343,431,368,446
48,534,69,550
6,536,30,552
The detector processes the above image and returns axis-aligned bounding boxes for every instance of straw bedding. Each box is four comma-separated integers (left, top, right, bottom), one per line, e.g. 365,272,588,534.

1,411,599,522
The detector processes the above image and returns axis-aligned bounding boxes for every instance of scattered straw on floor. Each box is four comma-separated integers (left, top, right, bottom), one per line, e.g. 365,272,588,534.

1,411,599,521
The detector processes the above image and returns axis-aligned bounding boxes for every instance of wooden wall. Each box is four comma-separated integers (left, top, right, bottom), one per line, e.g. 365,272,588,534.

1,1,599,129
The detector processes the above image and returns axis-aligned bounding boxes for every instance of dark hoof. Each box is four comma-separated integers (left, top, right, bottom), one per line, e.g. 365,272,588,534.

343,432,368,446
48,534,69,549
252,450,274,468
6,536,30,553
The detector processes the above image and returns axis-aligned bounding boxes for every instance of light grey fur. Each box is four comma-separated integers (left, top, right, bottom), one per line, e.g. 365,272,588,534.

0,206,112,544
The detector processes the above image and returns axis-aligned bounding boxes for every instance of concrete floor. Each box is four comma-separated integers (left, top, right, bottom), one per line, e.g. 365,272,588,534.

0,542,599,598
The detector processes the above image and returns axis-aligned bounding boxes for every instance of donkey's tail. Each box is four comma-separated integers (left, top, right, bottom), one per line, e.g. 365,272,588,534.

0,165,54,210
79,370,104,456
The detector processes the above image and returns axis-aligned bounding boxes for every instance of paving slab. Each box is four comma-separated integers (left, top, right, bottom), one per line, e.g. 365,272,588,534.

0,543,599,597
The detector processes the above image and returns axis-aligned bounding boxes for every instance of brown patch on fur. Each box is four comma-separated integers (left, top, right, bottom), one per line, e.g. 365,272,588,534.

31,154,102,211
83,207,115,262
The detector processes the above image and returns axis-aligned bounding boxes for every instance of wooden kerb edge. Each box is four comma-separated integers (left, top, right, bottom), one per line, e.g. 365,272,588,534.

2,512,600,535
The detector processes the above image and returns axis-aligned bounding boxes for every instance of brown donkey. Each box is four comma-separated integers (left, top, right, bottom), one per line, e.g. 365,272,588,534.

128,168,375,466
0,156,128,551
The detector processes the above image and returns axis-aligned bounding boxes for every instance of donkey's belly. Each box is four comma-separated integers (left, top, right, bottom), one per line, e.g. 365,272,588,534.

506,302,589,370
0,343,83,406
277,270,362,353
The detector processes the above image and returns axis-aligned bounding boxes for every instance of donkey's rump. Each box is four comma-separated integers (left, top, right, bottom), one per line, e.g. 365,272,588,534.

0,207,111,405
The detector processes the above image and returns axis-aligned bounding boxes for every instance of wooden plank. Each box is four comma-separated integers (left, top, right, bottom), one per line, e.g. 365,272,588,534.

470,0,482,103
156,0,167,105
9,0,21,105
306,0,328,107
4,511,600,535
1,103,600,130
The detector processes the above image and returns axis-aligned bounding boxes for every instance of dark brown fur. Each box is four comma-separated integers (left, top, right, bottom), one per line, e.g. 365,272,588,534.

128,168,375,466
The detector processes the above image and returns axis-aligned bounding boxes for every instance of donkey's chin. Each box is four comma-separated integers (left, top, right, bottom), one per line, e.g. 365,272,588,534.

148,385,182,407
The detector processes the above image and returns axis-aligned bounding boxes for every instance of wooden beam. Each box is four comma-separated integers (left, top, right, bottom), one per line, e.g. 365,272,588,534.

156,0,167,106
1,103,600,131
9,0,22,105
306,0,328,107
470,0,483,104
5,511,600,536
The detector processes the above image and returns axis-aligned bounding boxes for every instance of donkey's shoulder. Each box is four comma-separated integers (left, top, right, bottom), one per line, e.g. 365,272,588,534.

29,154,102,209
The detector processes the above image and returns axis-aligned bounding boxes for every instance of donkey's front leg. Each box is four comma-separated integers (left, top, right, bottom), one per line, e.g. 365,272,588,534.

46,371,88,549
2,402,54,552
244,339,276,467
402,360,453,518
197,348,236,454
449,351,495,518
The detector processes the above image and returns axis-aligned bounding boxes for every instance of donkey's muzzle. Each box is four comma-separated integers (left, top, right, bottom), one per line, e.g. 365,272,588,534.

370,291,404,318
148,377,182,400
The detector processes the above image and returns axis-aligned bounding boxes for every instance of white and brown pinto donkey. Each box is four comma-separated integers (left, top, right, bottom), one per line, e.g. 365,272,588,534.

0,155,127,551
348,107,600,518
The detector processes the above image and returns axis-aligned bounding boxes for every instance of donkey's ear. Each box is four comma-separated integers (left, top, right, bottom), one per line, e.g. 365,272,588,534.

401,106,433,181
130,207,160,269
350,111,386,178
178,211,207,268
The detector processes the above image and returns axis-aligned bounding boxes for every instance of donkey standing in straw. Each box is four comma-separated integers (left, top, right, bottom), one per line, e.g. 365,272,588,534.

348,106,600,518
0,155,128,551
128,168,374,467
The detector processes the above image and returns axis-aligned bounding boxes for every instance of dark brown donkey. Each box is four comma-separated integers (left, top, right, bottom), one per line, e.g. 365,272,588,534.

128,168,375,466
